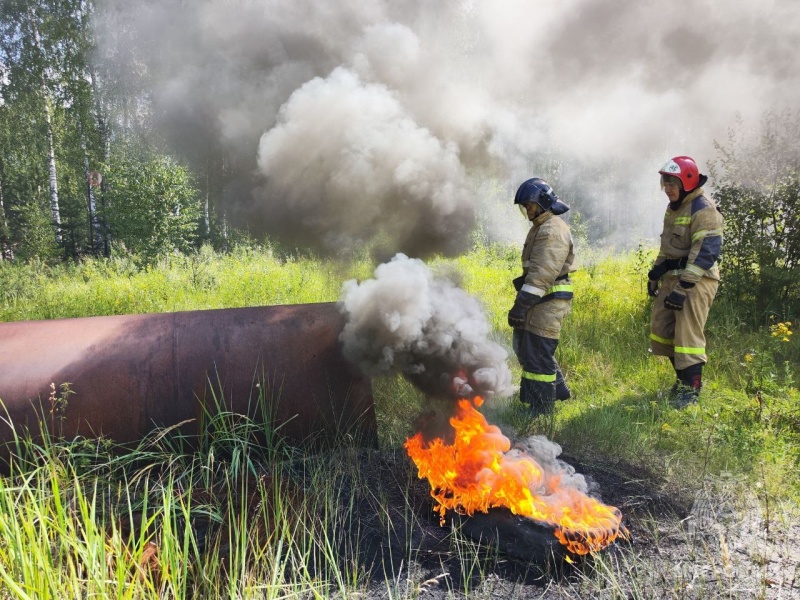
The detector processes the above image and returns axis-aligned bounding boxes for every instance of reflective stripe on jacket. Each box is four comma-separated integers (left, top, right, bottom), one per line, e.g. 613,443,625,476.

520,211,575,300
653,187,724,283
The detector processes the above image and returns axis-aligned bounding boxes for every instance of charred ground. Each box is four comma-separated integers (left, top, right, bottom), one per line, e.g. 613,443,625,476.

198,446,798,599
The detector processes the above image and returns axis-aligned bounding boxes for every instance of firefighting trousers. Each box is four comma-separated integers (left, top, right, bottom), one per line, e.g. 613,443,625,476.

649,275,719,370
513,330,566,387
512,298,571,414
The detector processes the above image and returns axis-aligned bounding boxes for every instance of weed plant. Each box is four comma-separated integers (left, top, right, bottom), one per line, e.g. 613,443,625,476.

1,241,799,598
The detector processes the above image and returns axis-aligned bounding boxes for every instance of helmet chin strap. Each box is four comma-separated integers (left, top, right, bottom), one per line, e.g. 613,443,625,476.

521,203,543,220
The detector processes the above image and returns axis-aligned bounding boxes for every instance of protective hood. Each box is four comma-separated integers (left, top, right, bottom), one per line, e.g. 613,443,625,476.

676,174,708,204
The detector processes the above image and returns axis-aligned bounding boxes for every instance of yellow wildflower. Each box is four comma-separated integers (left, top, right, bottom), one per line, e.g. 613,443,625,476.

770,322,793,339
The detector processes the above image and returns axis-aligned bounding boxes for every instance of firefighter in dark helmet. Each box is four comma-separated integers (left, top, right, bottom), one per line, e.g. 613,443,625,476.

508,178,575,416
647,156,724,407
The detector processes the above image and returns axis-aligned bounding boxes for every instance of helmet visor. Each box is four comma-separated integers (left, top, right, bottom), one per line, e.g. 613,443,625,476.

660,174,682,190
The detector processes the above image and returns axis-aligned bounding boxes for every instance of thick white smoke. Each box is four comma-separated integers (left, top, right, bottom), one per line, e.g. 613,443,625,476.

338,253,515,399
96,0,800,253
256,68,473,258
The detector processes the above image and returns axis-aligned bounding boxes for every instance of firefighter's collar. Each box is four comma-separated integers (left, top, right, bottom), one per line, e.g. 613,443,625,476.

677,187,704,208
532,211,554,226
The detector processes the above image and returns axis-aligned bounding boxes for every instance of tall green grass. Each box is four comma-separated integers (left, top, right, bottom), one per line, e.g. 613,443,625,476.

2,243,798,494
1,242,798,598
0,244,373,320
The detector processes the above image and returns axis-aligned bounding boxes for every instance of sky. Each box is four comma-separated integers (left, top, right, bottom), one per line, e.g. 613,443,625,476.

97,0,800,259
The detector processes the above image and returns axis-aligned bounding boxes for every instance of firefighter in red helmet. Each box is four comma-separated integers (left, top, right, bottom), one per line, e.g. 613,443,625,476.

647,156,724,407
508,178,575,416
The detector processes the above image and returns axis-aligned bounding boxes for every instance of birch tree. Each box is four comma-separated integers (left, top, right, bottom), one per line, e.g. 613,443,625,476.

0,0,67,247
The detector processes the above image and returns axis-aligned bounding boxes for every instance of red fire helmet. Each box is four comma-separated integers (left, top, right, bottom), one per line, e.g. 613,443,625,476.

658,156,700,192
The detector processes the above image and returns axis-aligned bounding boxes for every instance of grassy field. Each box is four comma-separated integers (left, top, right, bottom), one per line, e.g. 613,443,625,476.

0,243,798,598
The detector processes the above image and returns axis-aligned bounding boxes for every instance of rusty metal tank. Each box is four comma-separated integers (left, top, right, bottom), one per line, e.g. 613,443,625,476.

0,303,376,461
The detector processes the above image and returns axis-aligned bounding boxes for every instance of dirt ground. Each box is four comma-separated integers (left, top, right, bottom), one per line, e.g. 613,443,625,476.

297,446,800,599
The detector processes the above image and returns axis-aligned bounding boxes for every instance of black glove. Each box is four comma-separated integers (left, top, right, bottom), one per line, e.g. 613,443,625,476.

647,262,669,282
512,275,525,292
647,279,659,297
508,291,540,328
663,289,685,310
663,280,694,311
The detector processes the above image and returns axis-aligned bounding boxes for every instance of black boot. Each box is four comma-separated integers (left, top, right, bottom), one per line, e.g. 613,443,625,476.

555,368,571,400
521,379,556,416
673,363,702,408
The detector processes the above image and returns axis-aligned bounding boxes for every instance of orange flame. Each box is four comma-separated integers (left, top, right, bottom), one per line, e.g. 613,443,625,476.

404,397,624,555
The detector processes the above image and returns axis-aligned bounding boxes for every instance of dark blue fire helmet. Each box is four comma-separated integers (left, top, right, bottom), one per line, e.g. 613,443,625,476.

514,178,570,215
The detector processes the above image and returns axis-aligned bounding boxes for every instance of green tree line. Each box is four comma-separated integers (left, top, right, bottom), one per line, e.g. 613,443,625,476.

0,0,218,264
710,111,800,321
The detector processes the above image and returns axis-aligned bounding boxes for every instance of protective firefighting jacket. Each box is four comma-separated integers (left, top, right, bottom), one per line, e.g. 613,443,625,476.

652,187,724,283
520,211,575,300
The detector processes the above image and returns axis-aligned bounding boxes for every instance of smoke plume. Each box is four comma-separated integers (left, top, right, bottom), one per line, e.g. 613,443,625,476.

96,0,800,253
255,68,474,258
514,435,593,497
338,253,515,399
